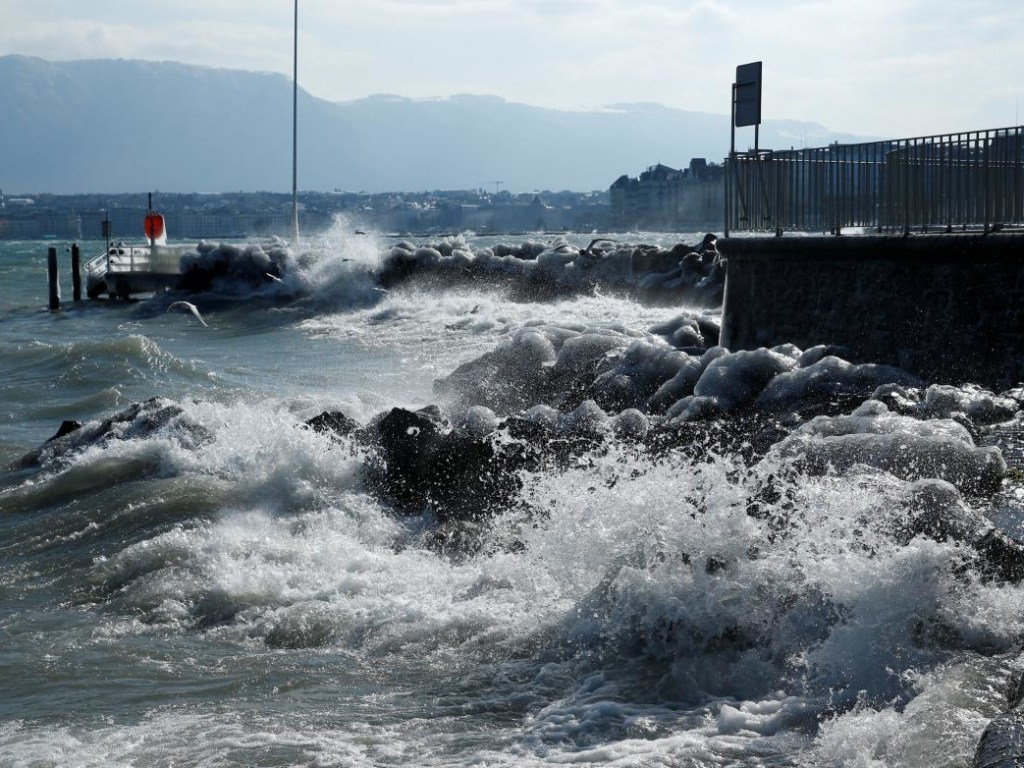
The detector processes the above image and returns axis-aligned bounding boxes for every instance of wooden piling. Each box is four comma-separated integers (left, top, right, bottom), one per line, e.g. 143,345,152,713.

47,246,61,310
71,243,82,302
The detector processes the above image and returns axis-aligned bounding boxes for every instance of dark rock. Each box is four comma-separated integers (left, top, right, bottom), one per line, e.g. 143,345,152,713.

973,529,1024,584
48,420,83,442
974,709,1024,768
696,317,721,348
646,412,790,465
364,407,524,520
423,429,524,520
496,417,555,471
305,411,359,439
368,407,442,506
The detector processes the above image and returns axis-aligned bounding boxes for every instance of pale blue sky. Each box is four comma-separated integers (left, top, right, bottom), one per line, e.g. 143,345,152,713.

2,0,1022,139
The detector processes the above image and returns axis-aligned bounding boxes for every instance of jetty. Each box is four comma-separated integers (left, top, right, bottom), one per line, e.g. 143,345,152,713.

720,104,1024,387
41,196,196,305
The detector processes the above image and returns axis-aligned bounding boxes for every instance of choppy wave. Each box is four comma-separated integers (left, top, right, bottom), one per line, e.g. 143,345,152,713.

3,231,1024,767
5,399,1022,765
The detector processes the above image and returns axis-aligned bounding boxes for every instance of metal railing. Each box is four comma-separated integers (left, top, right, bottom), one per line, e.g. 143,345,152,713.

725,125,1024,235
84,245,187,279
83,243,192,298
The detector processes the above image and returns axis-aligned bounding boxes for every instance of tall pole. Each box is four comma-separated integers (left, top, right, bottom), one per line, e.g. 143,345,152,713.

291,0,300,245
726,83,736,238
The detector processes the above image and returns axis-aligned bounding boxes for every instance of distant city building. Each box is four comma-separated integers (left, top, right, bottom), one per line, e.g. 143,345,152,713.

610,159,724,230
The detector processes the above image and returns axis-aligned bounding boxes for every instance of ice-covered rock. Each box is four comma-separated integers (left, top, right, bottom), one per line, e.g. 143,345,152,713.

559,399,611,439
754,356,925,416
612,408,651,440
523,404,561,431
920,384,1020,425
686,348,799,414
178,240,292,292
772,401,1007,494
376,236,724,303
459,405,500,438
648,347,727,415
649,313,721,350
551,333,628,378
18,398,211,469
434,328,558,413
590,342,693,412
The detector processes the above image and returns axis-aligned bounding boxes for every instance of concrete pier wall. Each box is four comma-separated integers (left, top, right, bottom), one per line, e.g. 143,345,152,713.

718,233,1024,387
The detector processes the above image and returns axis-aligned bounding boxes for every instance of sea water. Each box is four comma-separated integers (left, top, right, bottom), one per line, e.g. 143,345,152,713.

0,225,1022,767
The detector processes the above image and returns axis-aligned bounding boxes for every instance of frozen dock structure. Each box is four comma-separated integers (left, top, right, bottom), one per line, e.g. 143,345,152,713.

719,232,1024,387
81,204,191,300
84,243,191,299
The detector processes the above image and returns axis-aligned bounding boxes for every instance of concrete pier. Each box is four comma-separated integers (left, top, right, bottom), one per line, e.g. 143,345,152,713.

719,232,1024,387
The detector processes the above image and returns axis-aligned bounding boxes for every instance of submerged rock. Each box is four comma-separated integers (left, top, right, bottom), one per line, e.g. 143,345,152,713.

897,479,1024,583
17,398,209,469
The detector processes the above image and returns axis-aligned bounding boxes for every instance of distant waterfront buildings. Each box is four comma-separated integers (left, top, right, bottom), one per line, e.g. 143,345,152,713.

610,159,724,230
0,190,614,241
0,169,727,241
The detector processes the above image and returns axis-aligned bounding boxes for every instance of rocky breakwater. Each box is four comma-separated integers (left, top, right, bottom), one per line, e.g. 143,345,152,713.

375,235,724,304
300,311,1022,558
166,234,725,307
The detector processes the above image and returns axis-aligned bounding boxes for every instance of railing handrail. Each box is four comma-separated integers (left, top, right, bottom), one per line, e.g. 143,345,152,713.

726,124,1024,235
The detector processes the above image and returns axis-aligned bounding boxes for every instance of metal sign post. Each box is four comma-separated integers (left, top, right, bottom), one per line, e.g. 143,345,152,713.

728,61,764,237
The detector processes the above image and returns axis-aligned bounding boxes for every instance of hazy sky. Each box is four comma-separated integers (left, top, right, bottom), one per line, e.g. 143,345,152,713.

2,0,1022,140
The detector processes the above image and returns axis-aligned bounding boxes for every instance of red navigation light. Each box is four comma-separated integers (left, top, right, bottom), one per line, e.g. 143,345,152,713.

144,212,166,243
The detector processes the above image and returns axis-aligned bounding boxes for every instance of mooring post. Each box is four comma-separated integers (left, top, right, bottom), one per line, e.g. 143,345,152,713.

71,243,82,301
47,246,61,310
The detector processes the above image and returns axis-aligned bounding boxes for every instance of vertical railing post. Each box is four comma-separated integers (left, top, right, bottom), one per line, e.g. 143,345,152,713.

1011,126,1019,225
984,129,992,233
724,155,731,238
905,141,913,236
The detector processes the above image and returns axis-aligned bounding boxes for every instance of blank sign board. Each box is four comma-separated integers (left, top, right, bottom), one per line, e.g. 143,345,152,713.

734,61,762,128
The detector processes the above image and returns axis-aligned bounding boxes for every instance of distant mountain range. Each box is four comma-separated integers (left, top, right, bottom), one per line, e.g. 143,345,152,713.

0,55,872,194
